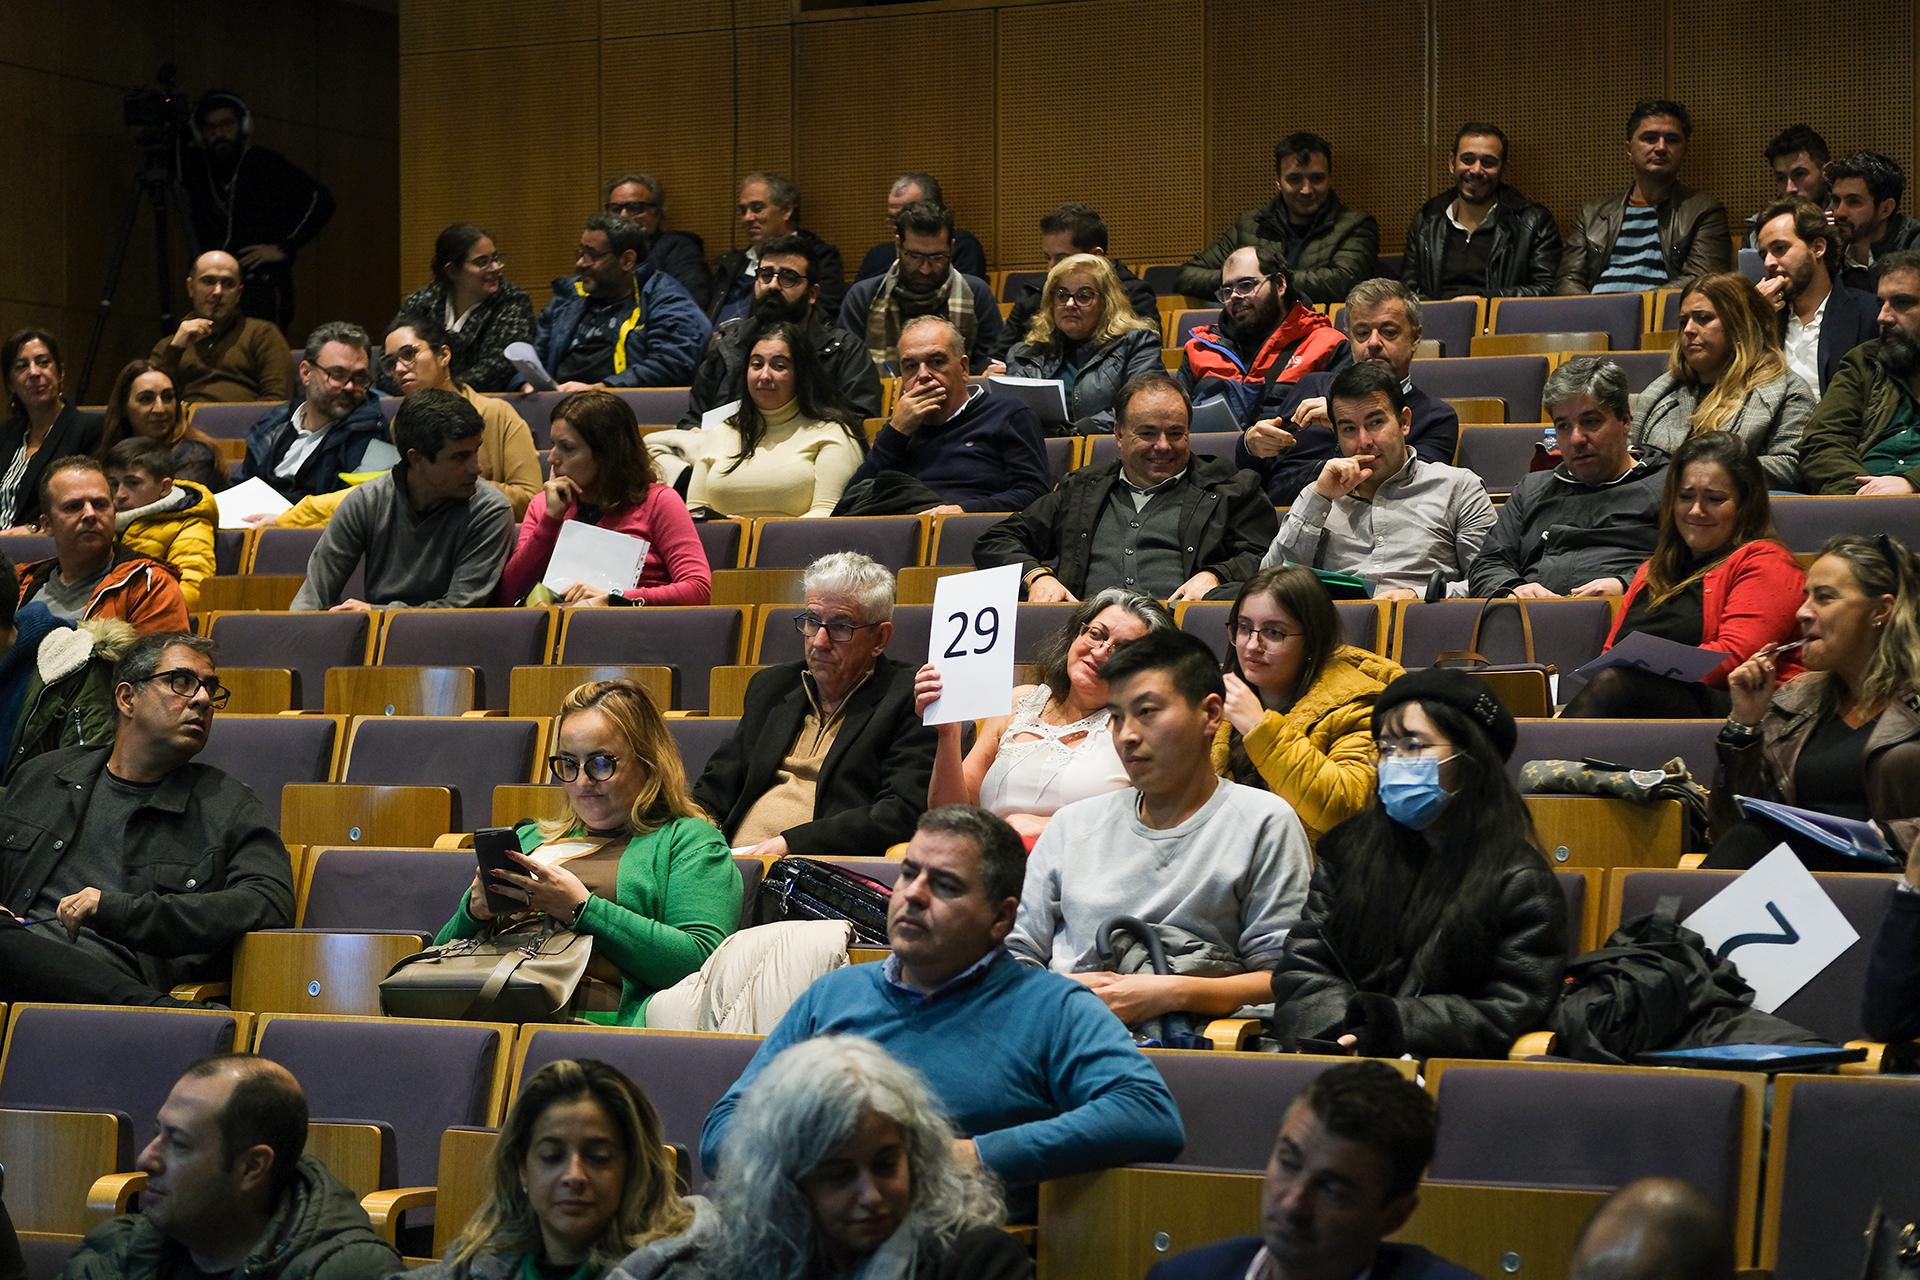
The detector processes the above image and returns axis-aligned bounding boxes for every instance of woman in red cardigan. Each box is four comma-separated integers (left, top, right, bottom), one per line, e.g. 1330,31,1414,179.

1562,431,1804,718
497,389,712,606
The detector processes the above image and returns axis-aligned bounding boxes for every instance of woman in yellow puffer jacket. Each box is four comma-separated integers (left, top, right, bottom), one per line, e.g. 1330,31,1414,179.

1210,564,1402,844
104,437,216,610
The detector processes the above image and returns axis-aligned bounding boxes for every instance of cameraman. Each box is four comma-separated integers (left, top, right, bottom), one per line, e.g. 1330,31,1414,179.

179,91,334,335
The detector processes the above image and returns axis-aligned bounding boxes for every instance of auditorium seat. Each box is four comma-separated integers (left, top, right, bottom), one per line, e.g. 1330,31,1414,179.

324,666,478,718
508,663,672,716
214,528,250,574
299,846,478,932
697,518,748,570
1411,355,1550,422
1509,717,1723,786
1141,265,1185,298
929,512,1011,565
1171,308,1221,346
668,717,739,782
1489,294,1646,352
339,715,547,830
1337,297,1480,358
207,611,375,712
1764,1074,1920,1278
1393,598,1614,676
1000,269,1043,302
749,515,926,570
1469,331,1608,358
251,526,364,601
198,713,346,824
1737,247,1764,282
185,401,276,440
0,535,54,567
1556,867,1601,953
1608,349,1671,392
1043,436,1075,485
754,603,934,665
230,931,429,1017
1176,599,1389,657
557,606,747,712
1453,424,1547,496
378,607,556,711
1771,495,1920,552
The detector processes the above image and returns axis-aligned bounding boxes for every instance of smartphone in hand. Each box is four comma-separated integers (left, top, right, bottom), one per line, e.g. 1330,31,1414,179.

475,827,530,916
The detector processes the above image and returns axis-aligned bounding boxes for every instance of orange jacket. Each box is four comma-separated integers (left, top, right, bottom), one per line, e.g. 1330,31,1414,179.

18,545,191,635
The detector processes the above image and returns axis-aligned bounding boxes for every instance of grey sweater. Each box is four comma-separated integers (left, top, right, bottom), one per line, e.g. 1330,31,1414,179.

1008,779,1312,975
290,465,513,610
1631,369,1814,490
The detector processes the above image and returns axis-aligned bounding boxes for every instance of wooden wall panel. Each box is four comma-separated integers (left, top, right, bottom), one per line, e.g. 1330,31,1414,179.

1433,0,1667,253
400,0,598,54
733,25,798,224
602,0,733,38
793,11,998,270
733,0,793,25
995,0,1207,268
1205,0,1429,256
602,31,739,264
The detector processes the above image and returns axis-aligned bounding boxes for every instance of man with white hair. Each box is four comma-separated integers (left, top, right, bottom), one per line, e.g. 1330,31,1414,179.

692,551,937,858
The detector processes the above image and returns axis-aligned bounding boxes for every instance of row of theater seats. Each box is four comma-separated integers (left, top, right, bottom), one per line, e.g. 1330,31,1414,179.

0,996,1909,1280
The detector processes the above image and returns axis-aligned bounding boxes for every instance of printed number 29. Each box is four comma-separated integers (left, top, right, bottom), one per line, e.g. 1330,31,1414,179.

943,607,1000,658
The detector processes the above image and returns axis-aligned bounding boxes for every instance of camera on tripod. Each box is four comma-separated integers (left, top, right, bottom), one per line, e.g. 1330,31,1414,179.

121,63,189,154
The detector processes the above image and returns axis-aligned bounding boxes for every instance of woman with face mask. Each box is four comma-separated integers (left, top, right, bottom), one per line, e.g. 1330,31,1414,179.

1269,669,1568,1060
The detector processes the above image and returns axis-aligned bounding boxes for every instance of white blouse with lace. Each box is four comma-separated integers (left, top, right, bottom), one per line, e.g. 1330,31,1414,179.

976,685,1129,818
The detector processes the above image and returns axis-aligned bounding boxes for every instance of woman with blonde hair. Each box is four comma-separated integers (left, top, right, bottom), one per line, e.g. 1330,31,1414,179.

436,679,741,1025
95,359,226,490
418,1058,715,1280
1005,253,1162,433
1631,271,1814,488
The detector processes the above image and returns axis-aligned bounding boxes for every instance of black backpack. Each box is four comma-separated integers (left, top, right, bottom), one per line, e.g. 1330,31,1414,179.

752,856,892,946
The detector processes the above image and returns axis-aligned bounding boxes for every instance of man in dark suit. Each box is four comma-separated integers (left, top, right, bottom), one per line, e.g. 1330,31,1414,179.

1148,1060,1476,1280
692,551,935,858
1756,197,1880,395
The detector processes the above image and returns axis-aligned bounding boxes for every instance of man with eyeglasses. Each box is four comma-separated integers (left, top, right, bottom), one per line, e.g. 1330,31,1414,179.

1177,245,1350,430
974,373,1275,603
988,203,1160,363
149,251,292,405
855,173,989,283
676,232,882,429
16,457,188,635
603,172,712,311
529,215,710,394
232,321,390,504
0,630,294,1007
708,172,846,325
840,202,1003,375
692,551,935,859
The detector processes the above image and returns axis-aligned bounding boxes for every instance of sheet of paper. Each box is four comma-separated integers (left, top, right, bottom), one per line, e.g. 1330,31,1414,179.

504,341,557,392
1191,396,1241,433
1682,844,1860,1013
1572,631,1725,684
542,520,650,595
986,375,1069,424
922,564,1022,726
214,476,292,528
700,399,741,429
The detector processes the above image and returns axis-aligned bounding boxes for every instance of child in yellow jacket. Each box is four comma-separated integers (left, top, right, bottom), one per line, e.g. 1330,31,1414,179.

105,437,216,611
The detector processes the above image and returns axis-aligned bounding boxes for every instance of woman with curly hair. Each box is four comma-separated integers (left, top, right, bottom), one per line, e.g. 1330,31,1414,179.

1004,253,1162,433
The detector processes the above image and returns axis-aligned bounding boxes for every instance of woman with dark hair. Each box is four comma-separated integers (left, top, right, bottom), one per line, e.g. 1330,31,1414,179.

705,1036,1030,1280
383,311,542,516
415,1058,715,1280
1563,432,1804,718
1213,566,1402,843
681,323,863,518
438,679,739,1024
1708,534,1920,870
0,329,101,532
1270,669,1568,1060
1632,272,1813,489
95,359,226,490
497,390,711,606
393,223,535,392
914,588,1171,840
1005,254,1161,433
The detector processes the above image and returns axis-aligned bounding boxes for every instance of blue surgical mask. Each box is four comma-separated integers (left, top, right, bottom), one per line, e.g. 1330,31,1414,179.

1377,755,1457,830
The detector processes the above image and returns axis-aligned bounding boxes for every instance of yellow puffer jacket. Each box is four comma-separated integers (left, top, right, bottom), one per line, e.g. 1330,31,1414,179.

1210,644,1403,845
115,480,216,610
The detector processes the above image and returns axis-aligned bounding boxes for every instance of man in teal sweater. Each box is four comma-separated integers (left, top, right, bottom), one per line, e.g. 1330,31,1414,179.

699,804,1184,1217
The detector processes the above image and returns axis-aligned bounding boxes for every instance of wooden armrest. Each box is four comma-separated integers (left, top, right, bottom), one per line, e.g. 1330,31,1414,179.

433,832,474,850
170,981,230,1002
1678,852,1707,870
1842,1039,1889,1075
362,1186,436,1243
1203,1017,1262,1050
1004,1224,1037,1248
1510,1030,1558,1059
87,1171,146,1220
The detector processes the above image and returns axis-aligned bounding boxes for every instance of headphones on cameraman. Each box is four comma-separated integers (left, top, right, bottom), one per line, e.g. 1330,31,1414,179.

190,91,253,148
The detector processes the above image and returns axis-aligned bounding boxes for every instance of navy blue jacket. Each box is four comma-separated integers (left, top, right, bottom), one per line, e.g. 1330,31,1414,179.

1778,284,1881,394
1147,1236,1478,1280
849,388,1050,513
532,265,711,389
1235,373,1461,505
237,397,389,503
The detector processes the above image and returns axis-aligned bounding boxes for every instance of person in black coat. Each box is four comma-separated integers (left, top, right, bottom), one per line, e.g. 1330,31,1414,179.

692,552,935,858
709,174,845,324
1755,197,1882,395
1270,668,1568,1060
1401,125,1560,299
856,172,990,283
604,172,712,311
0,329,102,532
989,202,1160,362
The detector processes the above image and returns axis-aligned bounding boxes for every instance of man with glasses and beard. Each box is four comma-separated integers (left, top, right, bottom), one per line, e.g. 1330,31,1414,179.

677,233,881,428
1177,245,1349,430
839,202,1003,375
528,215,710,393
233,321,390,503
1800,249,1920,495
0,631,294,1007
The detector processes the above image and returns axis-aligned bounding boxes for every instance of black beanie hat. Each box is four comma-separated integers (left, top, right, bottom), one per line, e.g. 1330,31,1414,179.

1371,667,1519,761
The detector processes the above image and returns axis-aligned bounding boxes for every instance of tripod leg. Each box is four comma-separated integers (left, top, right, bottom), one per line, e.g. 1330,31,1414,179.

76,177,151,403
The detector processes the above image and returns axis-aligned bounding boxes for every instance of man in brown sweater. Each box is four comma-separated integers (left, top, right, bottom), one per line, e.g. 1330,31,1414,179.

149,251,293,405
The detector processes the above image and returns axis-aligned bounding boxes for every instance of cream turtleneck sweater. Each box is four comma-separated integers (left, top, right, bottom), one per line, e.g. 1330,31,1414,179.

684,398,865,518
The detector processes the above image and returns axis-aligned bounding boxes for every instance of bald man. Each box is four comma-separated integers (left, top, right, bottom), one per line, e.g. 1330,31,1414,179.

149,251,292,404
1570,1178,1736,1280
62,1055,400,1280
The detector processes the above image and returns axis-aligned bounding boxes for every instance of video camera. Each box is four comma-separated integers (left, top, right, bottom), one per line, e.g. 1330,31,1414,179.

121,63,189,153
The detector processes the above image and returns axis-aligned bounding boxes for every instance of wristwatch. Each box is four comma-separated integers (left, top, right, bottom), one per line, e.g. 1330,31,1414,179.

1023,566,1056,588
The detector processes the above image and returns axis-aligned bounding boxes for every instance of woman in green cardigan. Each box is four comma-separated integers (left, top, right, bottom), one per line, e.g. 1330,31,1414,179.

438,678,741,1024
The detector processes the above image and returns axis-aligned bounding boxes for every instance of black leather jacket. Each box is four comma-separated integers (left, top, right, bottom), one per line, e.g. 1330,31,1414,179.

1401,186,1560,298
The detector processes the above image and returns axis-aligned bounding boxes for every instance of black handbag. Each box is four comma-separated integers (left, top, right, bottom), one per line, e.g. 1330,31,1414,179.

753,856,892,946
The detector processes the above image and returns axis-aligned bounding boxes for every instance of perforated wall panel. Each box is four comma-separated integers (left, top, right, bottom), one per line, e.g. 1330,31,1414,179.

603,31,740,263
400,0,597,54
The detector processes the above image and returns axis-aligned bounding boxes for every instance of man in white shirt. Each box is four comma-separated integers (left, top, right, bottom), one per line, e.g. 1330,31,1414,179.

1754,197,1881,394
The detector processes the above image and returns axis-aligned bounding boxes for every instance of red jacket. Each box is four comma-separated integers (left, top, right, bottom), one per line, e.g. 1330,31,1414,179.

1181,302,1348,390
18,545,190,635
1603,538,1806,688
497,482,712,606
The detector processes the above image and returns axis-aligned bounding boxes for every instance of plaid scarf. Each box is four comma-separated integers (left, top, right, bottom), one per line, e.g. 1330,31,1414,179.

863,261,976,370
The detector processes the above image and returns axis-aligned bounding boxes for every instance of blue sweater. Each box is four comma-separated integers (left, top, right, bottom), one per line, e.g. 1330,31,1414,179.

849,389,1051,513
699,951,1184,1207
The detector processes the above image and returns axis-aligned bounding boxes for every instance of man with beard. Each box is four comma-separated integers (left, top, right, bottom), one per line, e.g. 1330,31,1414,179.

148,251,292,405
529,215,710,393
179,92,334,334
233,322,389,503
708,172,846,324
839,202,1003,375
1177,245,1349,430
1238,278,1456,505
677,232,880,428
1753,198,1879,394
0,631,293,1007
1830,153,1920,292
1800,249,1920,495
1400,123,1559,299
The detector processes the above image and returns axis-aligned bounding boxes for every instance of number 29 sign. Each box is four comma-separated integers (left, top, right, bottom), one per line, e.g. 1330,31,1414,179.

922,564,1022,726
